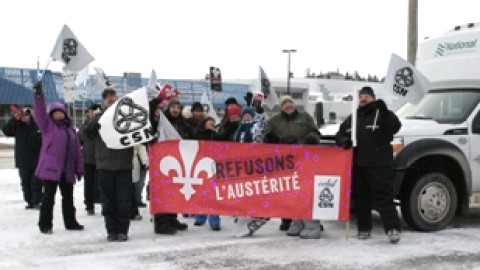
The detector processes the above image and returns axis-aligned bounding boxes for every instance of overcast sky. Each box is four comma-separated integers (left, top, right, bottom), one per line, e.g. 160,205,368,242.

1,0,479,80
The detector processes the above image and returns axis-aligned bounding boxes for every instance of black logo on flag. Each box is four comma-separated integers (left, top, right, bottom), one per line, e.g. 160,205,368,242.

318,187,334,208
261,78,271,97
210,67,222,92
395,67,414,87
393,67,414,97
113,97,148,134
62,38,78,64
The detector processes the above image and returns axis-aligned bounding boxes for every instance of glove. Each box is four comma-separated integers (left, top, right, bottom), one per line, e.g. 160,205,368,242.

264,133,280,143
244,92,253,107
303,134,319,145
342,139,353,149
76,174,83,181
279,135,298,144
376,99,388,114
33,81,43,96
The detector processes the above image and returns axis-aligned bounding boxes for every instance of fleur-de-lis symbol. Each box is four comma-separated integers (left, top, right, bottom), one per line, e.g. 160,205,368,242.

159,140,215,200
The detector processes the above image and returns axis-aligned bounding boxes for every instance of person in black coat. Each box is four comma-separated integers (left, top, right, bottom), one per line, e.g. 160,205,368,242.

192,117,222,230
335,86,402,244
2,107,43,209
153,99,190,235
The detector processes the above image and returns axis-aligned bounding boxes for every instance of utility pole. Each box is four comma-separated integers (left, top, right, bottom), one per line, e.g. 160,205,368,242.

407,0,418,65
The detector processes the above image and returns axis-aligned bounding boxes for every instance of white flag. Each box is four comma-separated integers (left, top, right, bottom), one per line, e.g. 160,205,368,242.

254,66,278,109
200,89,220,124
98,87,152,149
382,53,430,105
157,110,182,141
74,65,89,86
147,69,158,91
50,25,94,72
94,67,111,92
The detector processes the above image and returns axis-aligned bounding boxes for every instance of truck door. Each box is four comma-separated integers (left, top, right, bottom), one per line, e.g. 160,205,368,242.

469,109,480,192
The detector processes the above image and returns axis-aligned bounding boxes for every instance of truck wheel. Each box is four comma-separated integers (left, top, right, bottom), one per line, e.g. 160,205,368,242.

401,172,457,231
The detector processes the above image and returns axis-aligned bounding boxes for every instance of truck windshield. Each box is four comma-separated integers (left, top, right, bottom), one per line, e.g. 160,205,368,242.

398,89,480,123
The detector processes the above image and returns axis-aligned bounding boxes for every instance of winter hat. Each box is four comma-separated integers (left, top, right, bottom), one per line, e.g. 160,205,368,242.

225,97,238,106
48,102,68,117
279,95,294,107
359,86,376,99
226,104,241,117
191,102,204,112
241,107,255,118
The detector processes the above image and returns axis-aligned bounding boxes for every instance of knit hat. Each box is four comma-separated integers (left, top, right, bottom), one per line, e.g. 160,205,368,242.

226,104,241,117
225,97,238,106
359,86,376,99
191,101,204,112
279,95,294,107
241,107,255,118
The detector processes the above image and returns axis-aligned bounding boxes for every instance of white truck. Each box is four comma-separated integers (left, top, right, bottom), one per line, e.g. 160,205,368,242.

392,22,480,231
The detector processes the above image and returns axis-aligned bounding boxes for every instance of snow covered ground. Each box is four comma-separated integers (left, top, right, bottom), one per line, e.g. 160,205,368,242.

2,166,480,270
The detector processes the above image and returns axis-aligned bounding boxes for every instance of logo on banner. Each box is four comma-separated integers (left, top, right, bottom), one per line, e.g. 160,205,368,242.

62,38,78,64
313,176,341,220
113,97,148,134
393,67,414,97
159,140,215,201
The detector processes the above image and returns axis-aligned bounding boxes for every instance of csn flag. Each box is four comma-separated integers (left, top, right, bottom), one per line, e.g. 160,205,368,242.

382,53,430,105
209,66,222,92
99,87,153,149
200,89,220,124
147,69,158,91
255,66,278,110
94,67,111,92
50,25,94,72
157,110,182,141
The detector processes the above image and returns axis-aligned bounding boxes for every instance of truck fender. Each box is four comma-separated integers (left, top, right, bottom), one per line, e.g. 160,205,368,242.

392,138,471,196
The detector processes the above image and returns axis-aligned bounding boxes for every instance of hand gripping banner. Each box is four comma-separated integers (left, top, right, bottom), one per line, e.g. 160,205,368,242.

149,140,352,221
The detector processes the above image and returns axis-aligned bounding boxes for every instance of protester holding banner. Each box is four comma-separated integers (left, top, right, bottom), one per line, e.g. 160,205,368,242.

192,116,222,231
83,88,134,242
2,106,43,210
335,86,402,244
264,95,322,238
185,102,205,130
153,99,190,235
79,104,102,215
217,104,242,141
32,81,84,234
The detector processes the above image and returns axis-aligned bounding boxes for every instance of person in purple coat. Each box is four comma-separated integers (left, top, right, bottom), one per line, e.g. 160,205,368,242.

33,81,84,234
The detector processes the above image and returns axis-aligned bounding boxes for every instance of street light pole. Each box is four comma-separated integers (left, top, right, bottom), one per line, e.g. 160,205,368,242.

282,49,296,95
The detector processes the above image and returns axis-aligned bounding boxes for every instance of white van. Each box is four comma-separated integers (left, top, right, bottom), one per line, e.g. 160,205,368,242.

393,22,480,231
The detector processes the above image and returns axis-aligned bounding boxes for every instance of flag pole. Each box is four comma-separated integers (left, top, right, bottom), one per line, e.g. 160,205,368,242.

351,87,358,147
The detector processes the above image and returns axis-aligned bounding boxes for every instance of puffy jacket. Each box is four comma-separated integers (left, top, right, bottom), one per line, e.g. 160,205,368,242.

2,116,41,169
335,100,401,166
83,111,133,171
264,110,321,144
33,96,84,184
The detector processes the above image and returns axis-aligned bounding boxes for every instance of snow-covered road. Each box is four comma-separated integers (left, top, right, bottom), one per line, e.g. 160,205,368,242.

2,165,480,269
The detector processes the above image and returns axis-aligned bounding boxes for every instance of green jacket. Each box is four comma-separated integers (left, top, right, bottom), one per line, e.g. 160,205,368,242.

264,110,321,143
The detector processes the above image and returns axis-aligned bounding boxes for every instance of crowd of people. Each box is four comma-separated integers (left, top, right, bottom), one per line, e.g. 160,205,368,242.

2,82,402,244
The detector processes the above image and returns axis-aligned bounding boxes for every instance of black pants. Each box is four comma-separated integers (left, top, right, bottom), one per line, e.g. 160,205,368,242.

352,166,400,233
84,164,96,210
18,167,43,206
97,169,132,235
130,183,139,218
38,175,78,229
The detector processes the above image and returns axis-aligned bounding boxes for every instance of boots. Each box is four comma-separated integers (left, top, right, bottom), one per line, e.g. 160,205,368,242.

299,220,322,239
286,220,304,236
